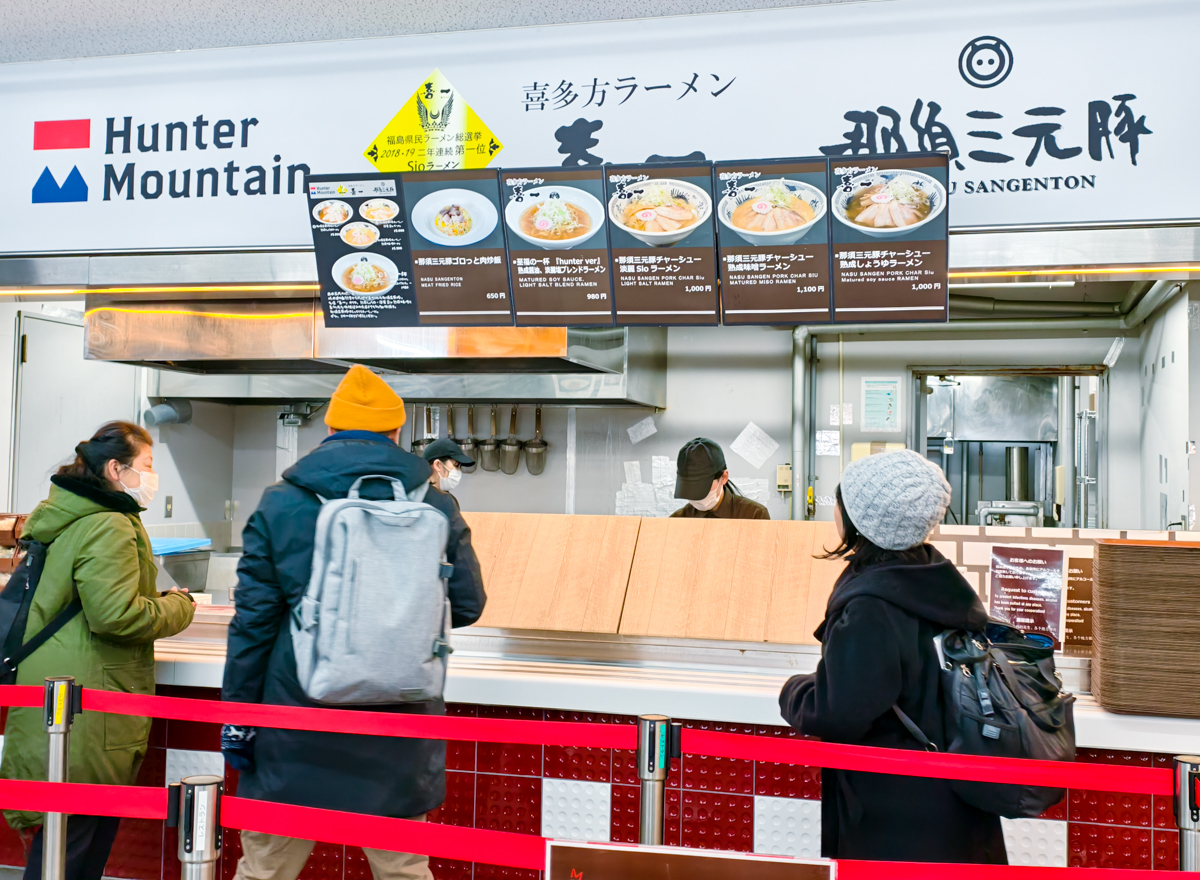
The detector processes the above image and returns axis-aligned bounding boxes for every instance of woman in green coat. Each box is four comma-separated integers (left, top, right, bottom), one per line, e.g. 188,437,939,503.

0,421,195,880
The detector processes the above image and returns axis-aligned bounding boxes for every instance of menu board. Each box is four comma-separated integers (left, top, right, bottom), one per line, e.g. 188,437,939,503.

605,163,719,325
547,841,832,880
499,167,614,326
1064,556,1094,650
713,158,832,324
827,152,949,323
307,173,418,327
989,546,1065,647
400,169,513,325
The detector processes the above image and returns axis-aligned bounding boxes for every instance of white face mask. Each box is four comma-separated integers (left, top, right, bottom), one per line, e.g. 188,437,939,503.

689,480,723,511
441,467,462,491
120,467,159,506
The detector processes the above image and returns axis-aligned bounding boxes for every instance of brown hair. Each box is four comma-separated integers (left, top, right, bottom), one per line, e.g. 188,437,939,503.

57,421,153,491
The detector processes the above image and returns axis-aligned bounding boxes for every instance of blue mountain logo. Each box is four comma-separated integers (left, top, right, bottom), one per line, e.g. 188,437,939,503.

32,166,88,203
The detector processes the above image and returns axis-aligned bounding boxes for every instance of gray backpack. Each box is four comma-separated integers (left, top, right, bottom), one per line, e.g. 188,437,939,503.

291,474,454,705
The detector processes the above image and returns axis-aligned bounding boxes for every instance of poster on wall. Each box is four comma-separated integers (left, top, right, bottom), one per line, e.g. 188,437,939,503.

546,841,833,880
306,173,417,327
712,158,832,324
828,152,949,323
989,546,1065,647
499,167,614,326
400,169,514,325
861,376,903,433
604,163,719,326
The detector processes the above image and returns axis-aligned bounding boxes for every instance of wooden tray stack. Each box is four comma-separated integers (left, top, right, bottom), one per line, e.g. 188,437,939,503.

1092,540,1200,718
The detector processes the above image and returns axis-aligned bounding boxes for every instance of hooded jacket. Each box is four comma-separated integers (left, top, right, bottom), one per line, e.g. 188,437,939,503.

222,432,486,819
1,477,195,830
779,545,1006,864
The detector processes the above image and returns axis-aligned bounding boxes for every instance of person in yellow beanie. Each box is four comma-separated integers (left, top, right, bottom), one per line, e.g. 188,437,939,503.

223,364,485,880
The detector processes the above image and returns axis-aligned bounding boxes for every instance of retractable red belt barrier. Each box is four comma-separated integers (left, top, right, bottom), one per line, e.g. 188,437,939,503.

0,779,1172,877
0,685,1173,796
684,729,1177,797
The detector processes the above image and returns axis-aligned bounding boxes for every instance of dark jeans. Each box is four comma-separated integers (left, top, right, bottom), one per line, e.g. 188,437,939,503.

23,815,121,880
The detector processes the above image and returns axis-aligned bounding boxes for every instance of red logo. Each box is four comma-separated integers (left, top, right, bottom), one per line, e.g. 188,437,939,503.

34,119,90,151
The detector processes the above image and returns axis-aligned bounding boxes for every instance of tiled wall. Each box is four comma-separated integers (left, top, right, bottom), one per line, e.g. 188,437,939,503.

0,691,1182,875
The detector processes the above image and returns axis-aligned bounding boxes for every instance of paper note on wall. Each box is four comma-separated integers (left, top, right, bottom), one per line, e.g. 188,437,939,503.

862,376,902,433
734,478,770,506
651,455,680,517
816,430,841,457
730,421,779,470
624,461,642,484
627,416,657,445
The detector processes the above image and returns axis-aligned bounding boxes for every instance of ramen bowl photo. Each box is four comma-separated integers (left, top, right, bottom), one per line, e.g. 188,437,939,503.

608,179,711,247
340,222,380,249
504,186,605,251
312,200,352,225
332,252,398,297
359,199,400,224
717,178,827,246
831,169,947,238
410,188,499,247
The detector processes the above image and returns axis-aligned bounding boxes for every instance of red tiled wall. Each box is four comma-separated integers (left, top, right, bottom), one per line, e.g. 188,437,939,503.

0,690,1185,875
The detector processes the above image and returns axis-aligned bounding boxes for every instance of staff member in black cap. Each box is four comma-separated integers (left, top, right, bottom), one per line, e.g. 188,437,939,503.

671,437,769,520
423,438,475,501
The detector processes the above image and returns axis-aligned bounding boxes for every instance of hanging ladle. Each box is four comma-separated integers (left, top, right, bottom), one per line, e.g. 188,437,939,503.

524,406,548,476
459,405,478,473
499,405,523,475
411,405,434,457
478,405,500,472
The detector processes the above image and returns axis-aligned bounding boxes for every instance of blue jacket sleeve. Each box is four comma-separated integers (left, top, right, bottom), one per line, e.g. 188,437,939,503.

222,505,286,704
779,596,906,742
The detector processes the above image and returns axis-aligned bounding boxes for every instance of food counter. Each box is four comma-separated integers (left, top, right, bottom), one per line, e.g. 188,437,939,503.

153,514,1200,756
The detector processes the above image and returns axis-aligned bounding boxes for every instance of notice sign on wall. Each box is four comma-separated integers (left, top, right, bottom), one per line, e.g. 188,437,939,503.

1064,556,1094,650
307,173,417,327
990,546,1065,647
547,841,832,880
500,167,614,326
605,163,719,325
401,169,513,325
713,158,832,324
828,152,949,323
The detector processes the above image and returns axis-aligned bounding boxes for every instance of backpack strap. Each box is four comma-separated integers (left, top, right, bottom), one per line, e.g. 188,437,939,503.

1,596,83,676
892,704,939,752
345,475,428,503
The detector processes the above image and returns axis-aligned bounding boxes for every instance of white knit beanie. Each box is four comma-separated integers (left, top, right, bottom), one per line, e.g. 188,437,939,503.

840,449,951,550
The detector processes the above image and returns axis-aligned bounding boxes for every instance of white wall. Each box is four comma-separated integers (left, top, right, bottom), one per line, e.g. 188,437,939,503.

1138,289,1189,529
0,0,863,63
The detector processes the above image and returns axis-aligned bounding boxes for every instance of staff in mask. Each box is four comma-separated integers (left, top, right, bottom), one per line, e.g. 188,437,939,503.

670,437,769,520
422,438,475,500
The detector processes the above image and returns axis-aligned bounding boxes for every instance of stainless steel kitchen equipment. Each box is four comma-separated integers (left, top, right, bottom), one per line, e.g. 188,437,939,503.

478,406,500,472
411,406,433,457
499,406,523,475
524,406,547,476
460,406,478,473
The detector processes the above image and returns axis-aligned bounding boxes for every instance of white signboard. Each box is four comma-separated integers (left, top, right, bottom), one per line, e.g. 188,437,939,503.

0,0,1192,254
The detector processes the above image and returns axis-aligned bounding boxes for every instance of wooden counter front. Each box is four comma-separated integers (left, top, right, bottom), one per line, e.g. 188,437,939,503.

461,513,844,645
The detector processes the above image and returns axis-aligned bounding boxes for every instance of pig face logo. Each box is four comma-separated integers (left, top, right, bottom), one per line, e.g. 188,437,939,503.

959,36,1013,89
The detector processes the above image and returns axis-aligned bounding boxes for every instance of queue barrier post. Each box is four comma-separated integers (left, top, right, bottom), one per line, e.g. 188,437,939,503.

635,715,681,845
41,677,80,880
1176,755,1200,872
167,775,223,880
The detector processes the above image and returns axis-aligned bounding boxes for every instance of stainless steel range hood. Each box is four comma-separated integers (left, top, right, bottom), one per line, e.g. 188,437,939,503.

83,297,666,406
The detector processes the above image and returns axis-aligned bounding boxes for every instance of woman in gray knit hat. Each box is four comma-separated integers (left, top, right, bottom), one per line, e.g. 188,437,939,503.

779,449,1006,865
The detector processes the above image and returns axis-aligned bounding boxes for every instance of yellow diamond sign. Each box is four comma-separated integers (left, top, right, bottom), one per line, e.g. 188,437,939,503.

364,68,503,173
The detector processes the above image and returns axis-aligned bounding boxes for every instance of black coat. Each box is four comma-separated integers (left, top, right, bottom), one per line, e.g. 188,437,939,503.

222,432,486,818
779,546,1006,864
